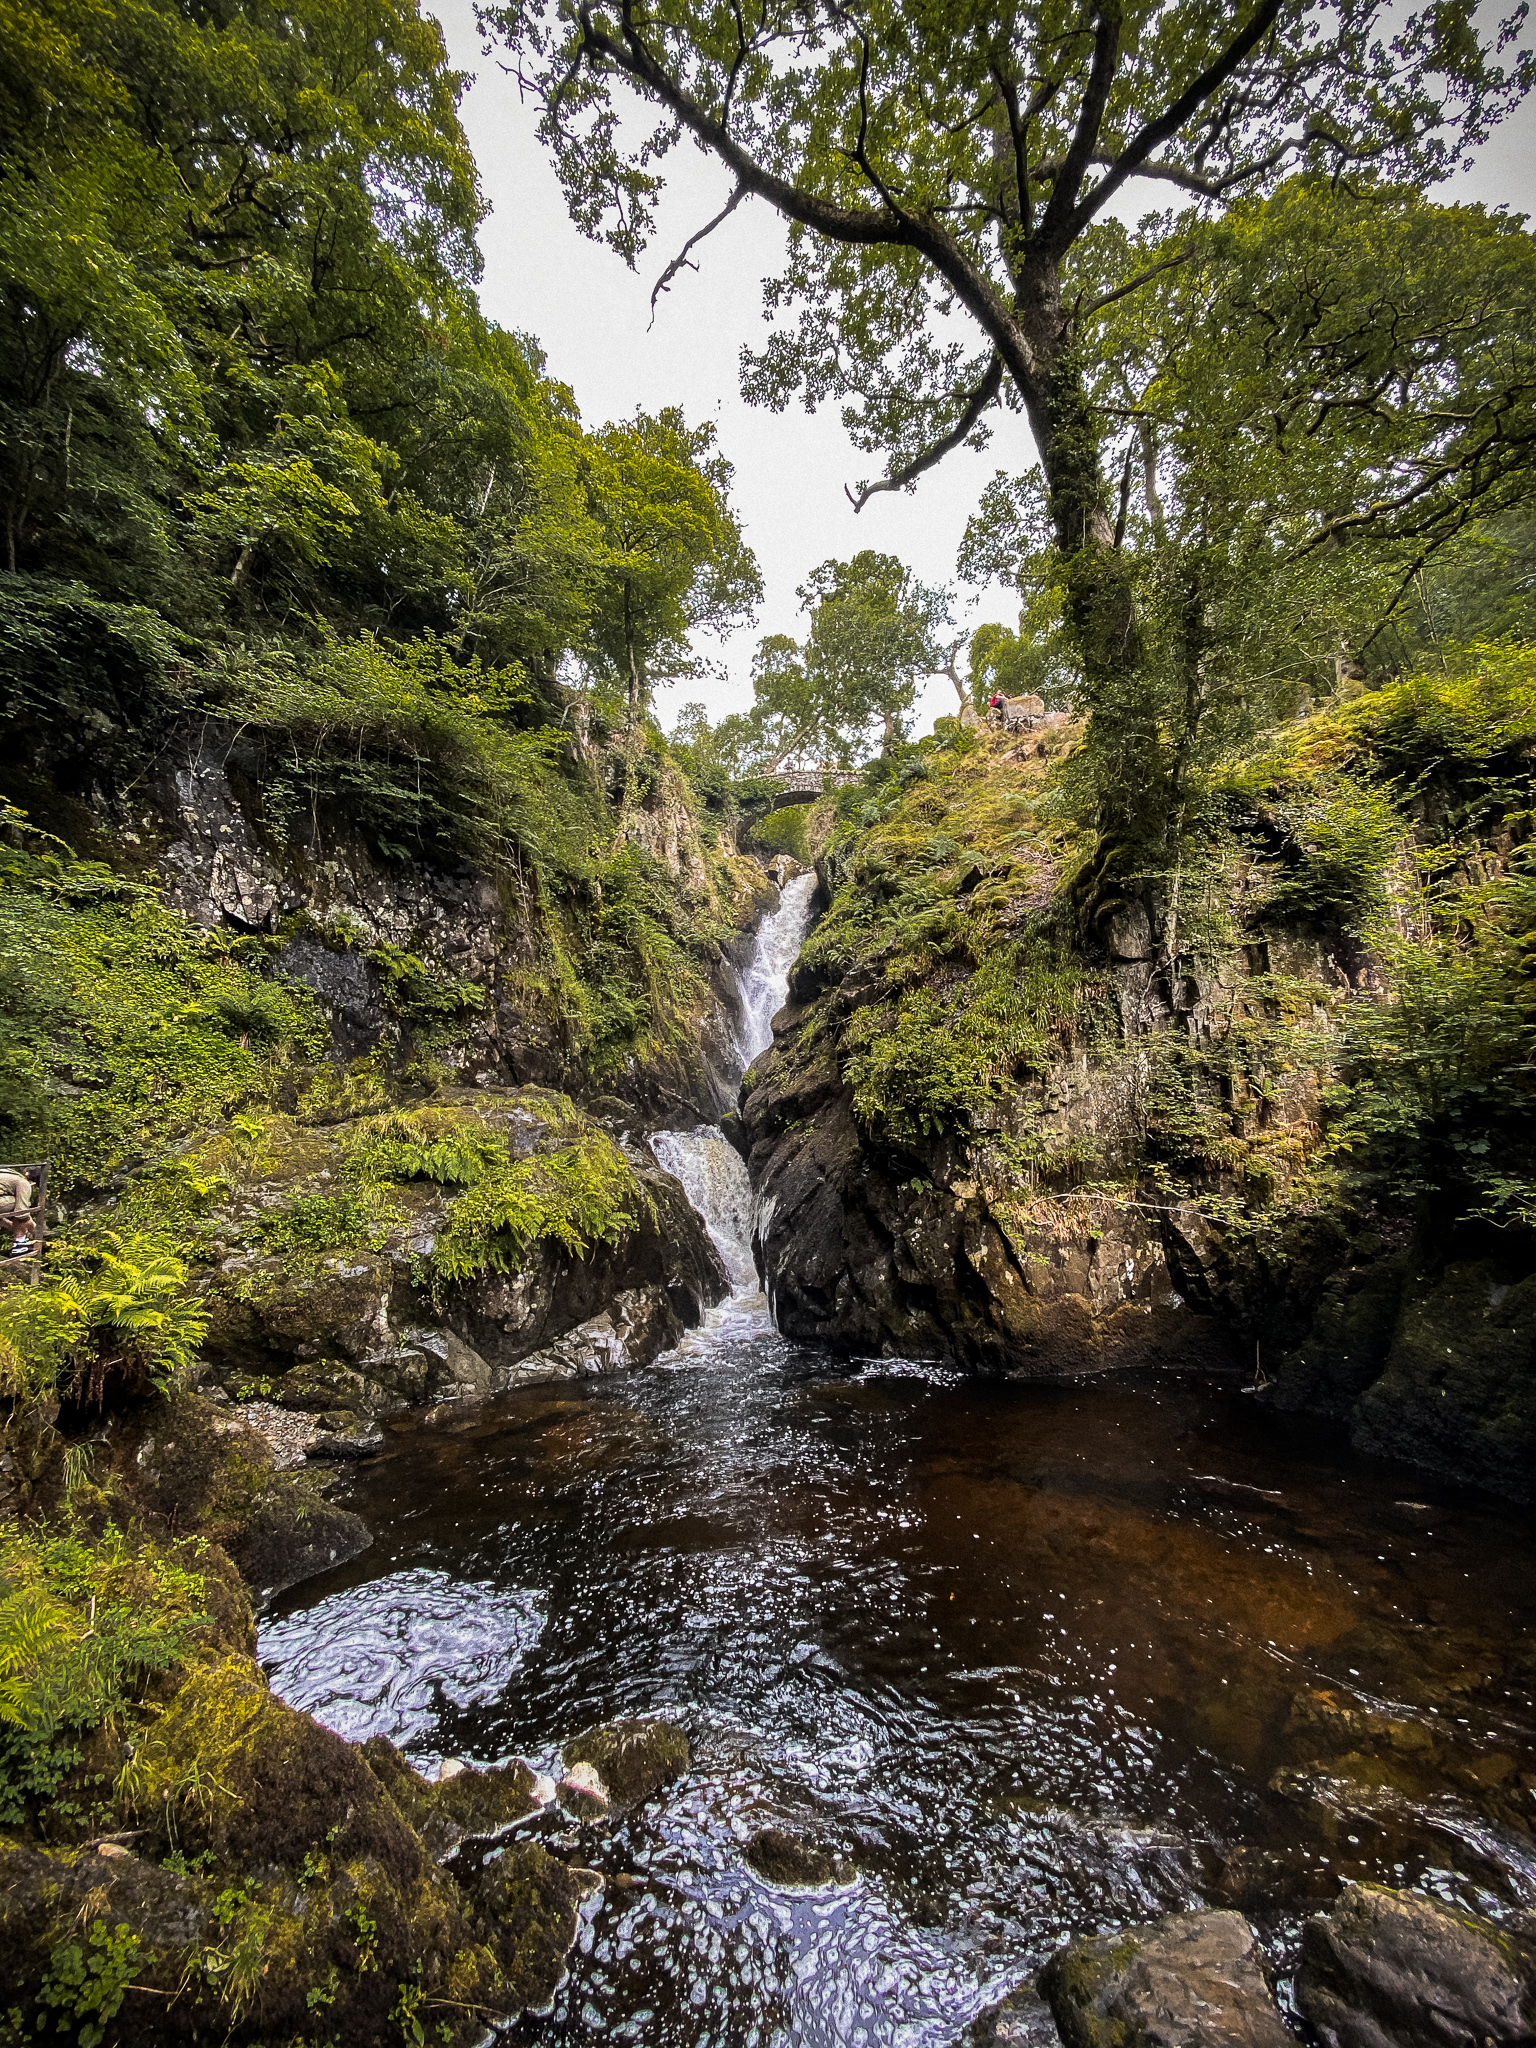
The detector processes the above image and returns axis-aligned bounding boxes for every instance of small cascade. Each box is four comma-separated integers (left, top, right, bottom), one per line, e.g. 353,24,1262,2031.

652,868,817,1300
735,871,818,1064
649,1128,756,1288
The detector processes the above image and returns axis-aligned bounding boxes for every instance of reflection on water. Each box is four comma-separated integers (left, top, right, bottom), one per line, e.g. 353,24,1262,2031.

262,1314,1536,2046
262,1568,544,1749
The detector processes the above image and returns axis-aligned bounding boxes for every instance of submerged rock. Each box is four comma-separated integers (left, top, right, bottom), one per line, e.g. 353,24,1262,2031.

1040,1908,1291,2048
561,1716,689,1808
1296,1883,1536,2048
743,1826,850,1887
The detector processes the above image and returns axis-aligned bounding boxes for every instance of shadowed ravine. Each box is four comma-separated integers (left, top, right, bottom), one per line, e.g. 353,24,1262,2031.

260,882,1536,2048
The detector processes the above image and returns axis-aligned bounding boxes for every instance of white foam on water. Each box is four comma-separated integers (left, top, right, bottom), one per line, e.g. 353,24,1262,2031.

261,1567,543,1750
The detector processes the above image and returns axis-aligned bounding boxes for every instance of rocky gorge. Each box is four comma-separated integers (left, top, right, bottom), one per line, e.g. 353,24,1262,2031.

0,662,1533,2046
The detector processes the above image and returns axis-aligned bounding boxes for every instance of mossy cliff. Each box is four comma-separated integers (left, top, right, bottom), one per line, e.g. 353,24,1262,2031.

0,708,778,1216
742,651,1536,1498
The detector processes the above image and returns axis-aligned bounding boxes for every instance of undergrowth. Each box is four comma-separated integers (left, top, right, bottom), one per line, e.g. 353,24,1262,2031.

0,804,324,1194
0,1523,209,1825
788,643,1535,1235
428,1128,644,1286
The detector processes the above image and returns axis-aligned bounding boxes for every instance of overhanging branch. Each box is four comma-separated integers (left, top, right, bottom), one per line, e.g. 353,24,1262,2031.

845,353,1005,512
648,181,748,327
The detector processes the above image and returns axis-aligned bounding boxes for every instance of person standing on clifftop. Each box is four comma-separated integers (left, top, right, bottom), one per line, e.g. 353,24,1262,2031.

0,1168,37,1256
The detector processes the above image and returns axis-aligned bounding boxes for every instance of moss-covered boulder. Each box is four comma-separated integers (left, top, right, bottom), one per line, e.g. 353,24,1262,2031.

112,1389,371,1600
1040,1910,1292,2048
0,1649,598,2045
361,1734,545,1859
183,1090,729,1421
561,1716,689,1808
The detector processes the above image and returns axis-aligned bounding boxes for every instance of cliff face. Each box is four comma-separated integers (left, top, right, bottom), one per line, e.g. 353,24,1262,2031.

742,668,1536,1498
138,719,774,1123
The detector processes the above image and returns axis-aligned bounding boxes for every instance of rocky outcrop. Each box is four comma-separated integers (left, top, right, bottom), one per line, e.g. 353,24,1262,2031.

1296,1884,1536,2048
743,1042,1243,1376
1040,1910,1292,2048
174,1087,729,1432
142,719,777,1120
0,1623,600,2045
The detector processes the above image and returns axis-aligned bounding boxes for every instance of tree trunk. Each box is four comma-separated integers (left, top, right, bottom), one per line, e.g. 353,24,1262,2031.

1017,343,1167,846
624,583,641,728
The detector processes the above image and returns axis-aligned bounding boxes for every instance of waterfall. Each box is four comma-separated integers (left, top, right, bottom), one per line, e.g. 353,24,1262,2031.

651,870,817,1297
735,872,818,1065
650,1129,757,1289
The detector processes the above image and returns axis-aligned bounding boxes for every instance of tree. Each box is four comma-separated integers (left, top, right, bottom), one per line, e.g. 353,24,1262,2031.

580,408,761,724
0,0,484,608
800,550,950,747
953,177,1536,835
735,550,950,768
484,0,1530,798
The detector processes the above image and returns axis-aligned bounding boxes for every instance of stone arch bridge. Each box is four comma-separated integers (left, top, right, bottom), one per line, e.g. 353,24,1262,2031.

756,767,863,813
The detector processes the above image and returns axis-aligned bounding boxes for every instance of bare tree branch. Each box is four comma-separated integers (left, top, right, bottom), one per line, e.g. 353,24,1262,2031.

1038,9,1124,252
845,353,1004,511
1078,250,1193,321
648,181,749,326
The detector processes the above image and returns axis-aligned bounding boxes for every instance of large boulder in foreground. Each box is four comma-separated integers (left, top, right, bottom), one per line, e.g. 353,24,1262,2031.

1040,1909,1292,2048
1296,1884,1536,2048
0,1649,597,2045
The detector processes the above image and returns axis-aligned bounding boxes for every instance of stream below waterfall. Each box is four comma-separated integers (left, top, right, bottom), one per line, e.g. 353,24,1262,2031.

261,873,1536,2047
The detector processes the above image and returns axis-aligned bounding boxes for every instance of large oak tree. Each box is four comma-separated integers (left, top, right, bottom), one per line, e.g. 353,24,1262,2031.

485,0,1530,796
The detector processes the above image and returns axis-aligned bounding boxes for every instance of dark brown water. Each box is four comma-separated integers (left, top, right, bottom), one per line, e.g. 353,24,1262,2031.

262,1295,1536,2046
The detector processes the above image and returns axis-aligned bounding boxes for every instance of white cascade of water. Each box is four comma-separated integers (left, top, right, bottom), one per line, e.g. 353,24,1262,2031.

651,870,818,1303
650,1128,757,1289
735,871,818,1065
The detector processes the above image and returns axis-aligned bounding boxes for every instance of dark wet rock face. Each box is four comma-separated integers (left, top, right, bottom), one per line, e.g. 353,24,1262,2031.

1040,1910,1292,2048
1297,1884,1536,2048
744,1061,1242,1376
117,1391,371,1599
1265,1256,1536,1503
561,1716,689,1808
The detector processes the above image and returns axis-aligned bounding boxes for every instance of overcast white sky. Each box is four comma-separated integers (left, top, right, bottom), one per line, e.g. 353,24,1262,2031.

426,0,1536,737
